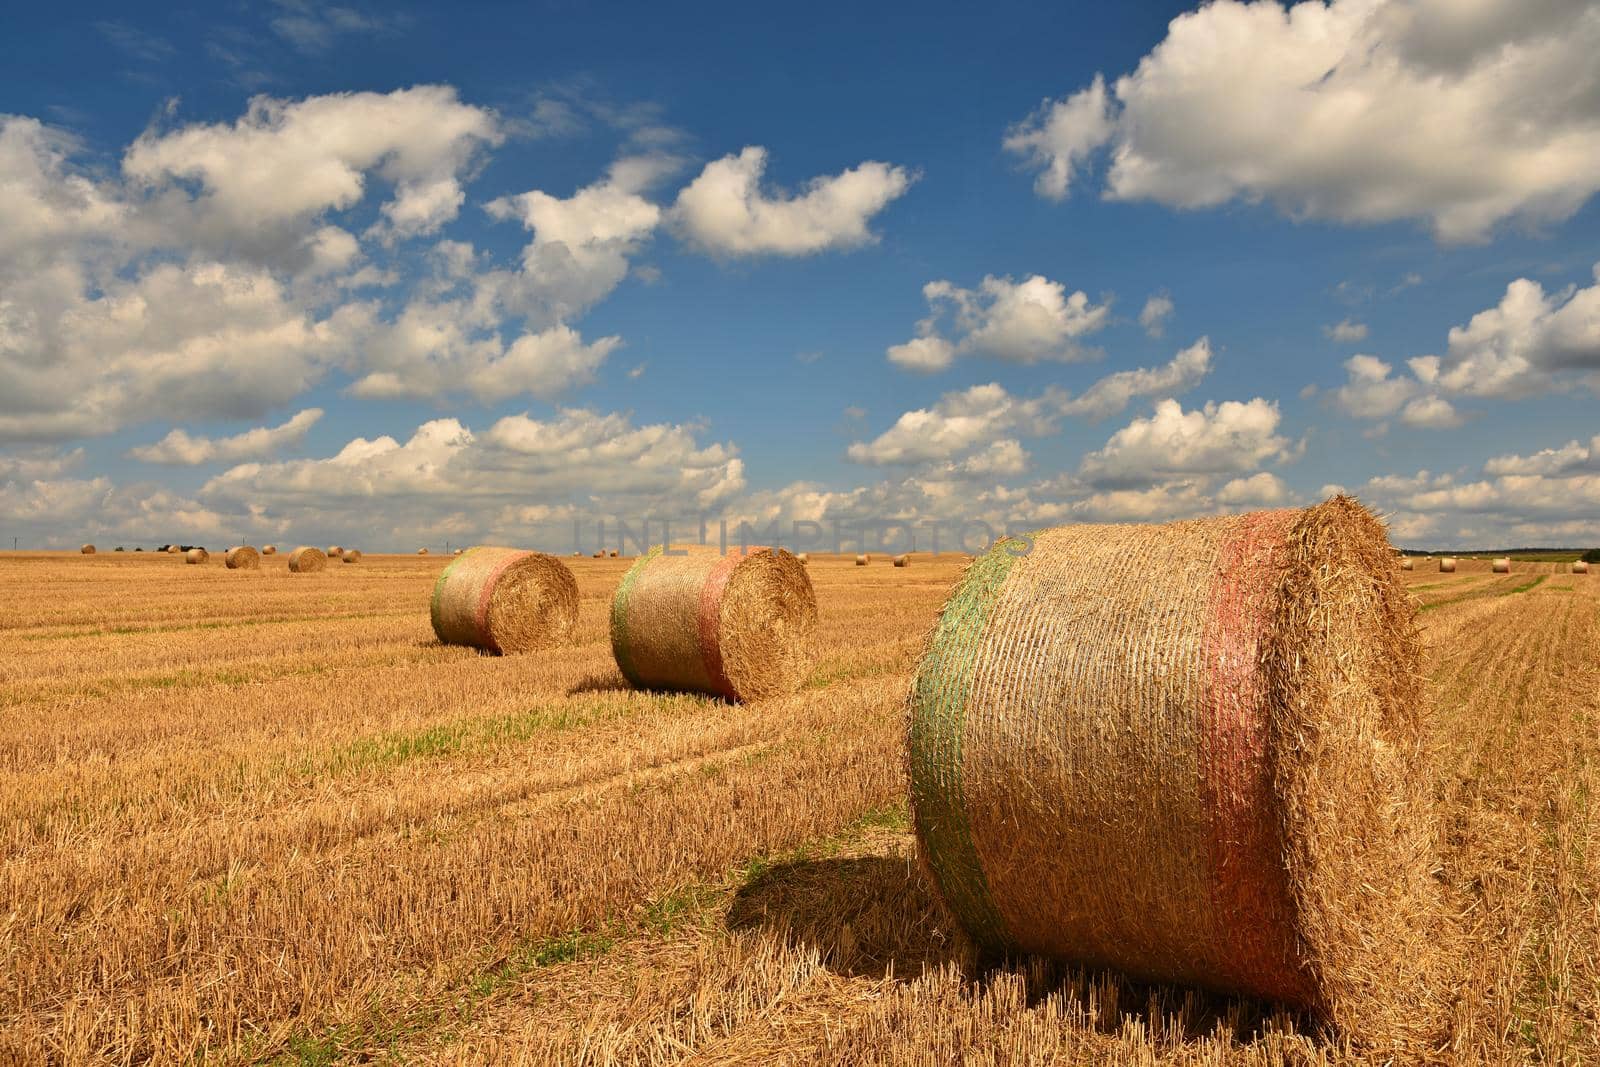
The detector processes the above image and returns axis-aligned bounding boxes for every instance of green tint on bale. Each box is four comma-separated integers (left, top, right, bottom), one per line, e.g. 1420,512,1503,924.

430,546,578,654
610,545,816,701
906,497,1445,1055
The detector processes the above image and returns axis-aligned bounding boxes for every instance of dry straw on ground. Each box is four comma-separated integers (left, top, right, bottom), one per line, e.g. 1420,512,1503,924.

611,545,818,701
80,544,95,554
343,549,362,564
224,546,260,570
429,546,578,654
1439,557,1457,572
856,555,870,566
185,548,209,565
262,545,276,556
287,546,328,573
907,496,1446,1056
1493,557,1511,573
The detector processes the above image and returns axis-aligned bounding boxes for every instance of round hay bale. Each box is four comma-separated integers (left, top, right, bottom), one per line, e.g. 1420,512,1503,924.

893,554,909,567
343,549,362,564
326,545,343,559
593,550,605,559
1492,557,1511,573
288,546,328,573
1438,557,1457,573
430,546,578,654
224,546,260,570
80,543,95,555
453,548,463,556
608,549,619,558
611,545,817,702
185,548,208,565
262,545,277,556
855,554,870,566
796,552,809,564
1573,560,1589,574
1400,557,1414,571
417,547,429,556
907,497,1442,1049
166,545,180,554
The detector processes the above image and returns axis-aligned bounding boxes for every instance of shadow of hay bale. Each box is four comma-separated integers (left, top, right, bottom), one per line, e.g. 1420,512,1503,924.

566,671,634,696
727,854,1315,1047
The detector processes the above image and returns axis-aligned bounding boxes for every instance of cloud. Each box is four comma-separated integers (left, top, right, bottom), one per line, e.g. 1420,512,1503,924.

1005,0,1600,242
1059,337,1212,420
1139,292,1174,337
1330,354,1418,419
268,2,410,54
1485,434,1600,476
846,383,1065,468
672,146,914,256
1078,397,1291,489
1325,319,1369,342
127,408,324,465
1216,471,1290,506
124,85,502,261
888,274,1111,370
1398,394,1463,429
349,317,619,403
1436,265,1600,397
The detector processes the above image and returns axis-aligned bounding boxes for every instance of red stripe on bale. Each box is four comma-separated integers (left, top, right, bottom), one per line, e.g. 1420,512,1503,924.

695,551,746,700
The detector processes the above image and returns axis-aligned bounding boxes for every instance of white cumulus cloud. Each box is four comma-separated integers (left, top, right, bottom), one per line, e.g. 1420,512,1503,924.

888,274,1111,370
128,408,324,465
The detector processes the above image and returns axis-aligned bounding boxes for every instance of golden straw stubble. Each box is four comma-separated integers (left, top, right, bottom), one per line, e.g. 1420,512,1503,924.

224,546,260,570
430,546,578,654
287,546,328,573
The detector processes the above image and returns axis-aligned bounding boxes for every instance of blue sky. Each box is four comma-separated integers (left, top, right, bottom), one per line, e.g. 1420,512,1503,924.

3,0,1599,551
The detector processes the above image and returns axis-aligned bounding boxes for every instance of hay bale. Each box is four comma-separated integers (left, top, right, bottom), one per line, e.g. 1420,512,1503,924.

262,545,277,556
893,554,909,568
417,547,429,556
288,546,328,573
224,546,260,570
453,548,463,556
1492,557,1511,573
797,552,809,564
185,548,208,565
907,497,1443,1051
166,545,180,554
855,554,870,566
80,544,95,554
1438,557,1457,573
326,545,343,559
1400,557,1413,571
431,546,578,654
608,549,619,558
1574,560,1589,574
611,545,817,701
593,550,605,559
343,549,362,564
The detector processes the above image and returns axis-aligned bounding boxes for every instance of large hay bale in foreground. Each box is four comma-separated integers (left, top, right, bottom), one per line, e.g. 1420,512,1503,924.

288,546,327,573
611,546,816,701
343,549,362,564
1439,557,1457,572
185,548,208,565
224,546,260,570
908,497,1442,1050
262,545,277,556
1574,560,1590,574
1492,557,1511,573
430,546,578,653
80,544,95,555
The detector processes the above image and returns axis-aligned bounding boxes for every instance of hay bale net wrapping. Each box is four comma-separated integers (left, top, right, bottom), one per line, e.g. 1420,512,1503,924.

184,548,208,564
224,546,260,570
1492,557,1511,573
430,546,578,654
287,546,327,573
610,545,817,701
906,497,1442,1047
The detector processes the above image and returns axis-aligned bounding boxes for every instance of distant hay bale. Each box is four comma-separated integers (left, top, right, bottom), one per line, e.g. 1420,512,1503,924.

1438,557,1457,573
611,545,817,702
342,549,362,564
224,546,260,570
593,550,605,558
326,545,343,559
1400,557,1414,571
893,554,909,567
417,548,429,556
80,544,95,555
166,545,180,555
609,549,619,558
797,552,809,564
430,546,578,654
855,554,870,566
1492,557,1511,574
908,497,1443,1051
288,546,328,573
262,545,277,556
185,548,208,565
1574,560,1590,574
453,548,463,556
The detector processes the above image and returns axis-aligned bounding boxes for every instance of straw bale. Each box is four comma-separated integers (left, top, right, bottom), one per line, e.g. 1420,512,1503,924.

893,554,909,567
610,545,816,701
166,545,180,554
796,553,809,564
1438,557,1456,572
1400,557,1413,570
326,546,343,559
80,544,95,554
184,548,208,565
417,548,429,555
855,554,869,566
1574,560,1589,574
906,496,1444,1052
342,549,362,564
262,545,277,556
288,546,328,573
1492,557,1511,573
224,546,260,570
430,546,578,654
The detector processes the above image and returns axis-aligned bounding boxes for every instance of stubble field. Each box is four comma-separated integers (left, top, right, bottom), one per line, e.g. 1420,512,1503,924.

0,550,1594,1065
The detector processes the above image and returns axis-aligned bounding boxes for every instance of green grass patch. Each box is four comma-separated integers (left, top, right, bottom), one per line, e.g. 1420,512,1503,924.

1422,574,1547,613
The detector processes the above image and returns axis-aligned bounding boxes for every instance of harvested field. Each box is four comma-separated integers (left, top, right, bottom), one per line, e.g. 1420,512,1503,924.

0,551,1595,1064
